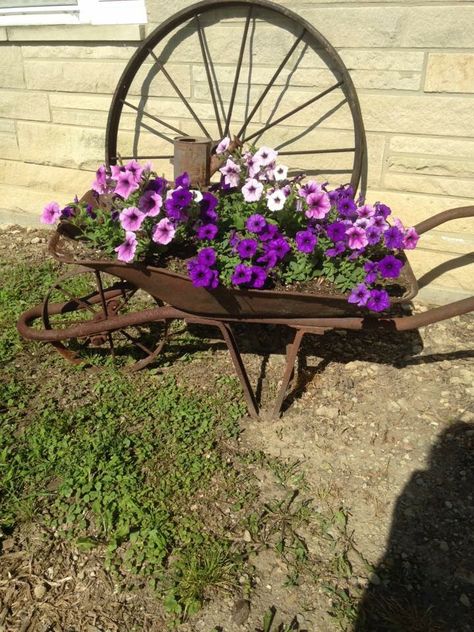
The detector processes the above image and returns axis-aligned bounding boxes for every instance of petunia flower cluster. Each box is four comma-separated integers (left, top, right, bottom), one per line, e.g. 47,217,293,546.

40,144,420,313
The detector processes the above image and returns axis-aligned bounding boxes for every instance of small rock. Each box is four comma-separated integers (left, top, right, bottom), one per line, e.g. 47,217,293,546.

30,237,41,244
34,584,47,600
439,541,449,552
243,529,252,542
369,572,381,585
232,598,250,625
460,593,471,608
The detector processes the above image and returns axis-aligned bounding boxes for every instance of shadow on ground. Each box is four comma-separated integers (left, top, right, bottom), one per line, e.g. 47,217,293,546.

354,421,474,632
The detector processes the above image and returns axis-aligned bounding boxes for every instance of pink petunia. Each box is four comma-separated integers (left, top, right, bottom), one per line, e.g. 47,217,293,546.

91,165,109,195
41,201,61,224
119,206,145,232
115,231,137,263
305,190,331,219
152,218,176,245
346,225,368,250
114,171,140,199
124,159,143,183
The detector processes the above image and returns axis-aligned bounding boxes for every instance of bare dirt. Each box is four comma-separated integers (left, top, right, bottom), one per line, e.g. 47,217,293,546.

1,225,473,631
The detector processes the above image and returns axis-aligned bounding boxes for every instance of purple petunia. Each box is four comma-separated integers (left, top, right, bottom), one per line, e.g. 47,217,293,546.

165,201,187,223
197,223,218,240
384,226,404,249
257,250,278,270
337,196,357,218
295,230,317,254
326,221,346,243
326,242,345,258
375,203,391,219
175,172,190,188
246,214,267,234
146,177,167,196
377,255,404,279
259,223,280,242
366,225,382,245
197,247,217,267
367,289,391,312
188,263,214,288
231,263,253,285
348,283,370,307
249,266,267,289
237,238,258,259
364,261,379,284
172,187,193,208
119,206,145,232
139,190,163,217
267,237,290,260
115,231,137,263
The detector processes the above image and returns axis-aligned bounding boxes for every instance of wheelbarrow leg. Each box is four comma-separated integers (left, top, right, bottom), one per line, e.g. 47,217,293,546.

215,322,259,419
271,326,329,418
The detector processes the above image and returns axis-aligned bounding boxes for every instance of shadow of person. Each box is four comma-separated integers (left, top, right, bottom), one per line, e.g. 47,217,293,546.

355,422,474,632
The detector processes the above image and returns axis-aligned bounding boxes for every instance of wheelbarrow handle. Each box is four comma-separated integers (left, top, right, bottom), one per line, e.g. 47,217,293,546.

414,204,474,235
404,204,474,325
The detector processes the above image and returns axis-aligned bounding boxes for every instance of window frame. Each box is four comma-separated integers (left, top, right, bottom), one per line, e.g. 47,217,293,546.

0,0,147,25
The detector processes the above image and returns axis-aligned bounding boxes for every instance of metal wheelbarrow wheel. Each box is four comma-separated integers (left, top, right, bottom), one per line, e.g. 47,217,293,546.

105,0,366,192
40,267,169,371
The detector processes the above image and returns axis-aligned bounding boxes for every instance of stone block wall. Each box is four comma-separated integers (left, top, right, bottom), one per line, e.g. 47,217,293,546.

0,0,473,304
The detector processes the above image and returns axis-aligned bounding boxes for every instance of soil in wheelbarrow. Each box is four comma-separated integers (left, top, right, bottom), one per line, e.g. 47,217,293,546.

2,225,473,632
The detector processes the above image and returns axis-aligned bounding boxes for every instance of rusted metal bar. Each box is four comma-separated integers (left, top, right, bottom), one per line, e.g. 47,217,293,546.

224,6,252,137
243,81,343,143
122,99,188,137
196,14,224,138
148,50,212,139
236,28,305,139
414,205,474,236
278,148,355,155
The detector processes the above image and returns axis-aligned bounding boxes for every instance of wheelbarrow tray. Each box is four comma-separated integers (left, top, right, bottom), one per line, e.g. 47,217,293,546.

52,223,419,320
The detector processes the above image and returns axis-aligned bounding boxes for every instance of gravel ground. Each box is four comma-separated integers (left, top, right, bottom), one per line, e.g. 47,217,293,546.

1,225,473,631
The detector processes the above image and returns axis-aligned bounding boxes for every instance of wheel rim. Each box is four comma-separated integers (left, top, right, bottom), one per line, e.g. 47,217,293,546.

106,0,366,193
42,268,169,369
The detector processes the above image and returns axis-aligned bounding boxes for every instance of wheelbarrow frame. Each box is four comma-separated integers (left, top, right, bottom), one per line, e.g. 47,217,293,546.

17,205,474,418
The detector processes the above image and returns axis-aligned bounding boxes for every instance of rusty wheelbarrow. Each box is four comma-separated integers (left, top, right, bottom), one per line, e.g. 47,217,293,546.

17,0,474,417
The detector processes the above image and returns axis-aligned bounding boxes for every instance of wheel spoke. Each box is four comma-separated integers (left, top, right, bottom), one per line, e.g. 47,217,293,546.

117,154,174,160
55,284,98,316
196,14,224,139
243,81,344,144
224,6,252,137
277,147,355,156
122,99,188,137
236,29,305,139
148,49,212,139
138,120,175,144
